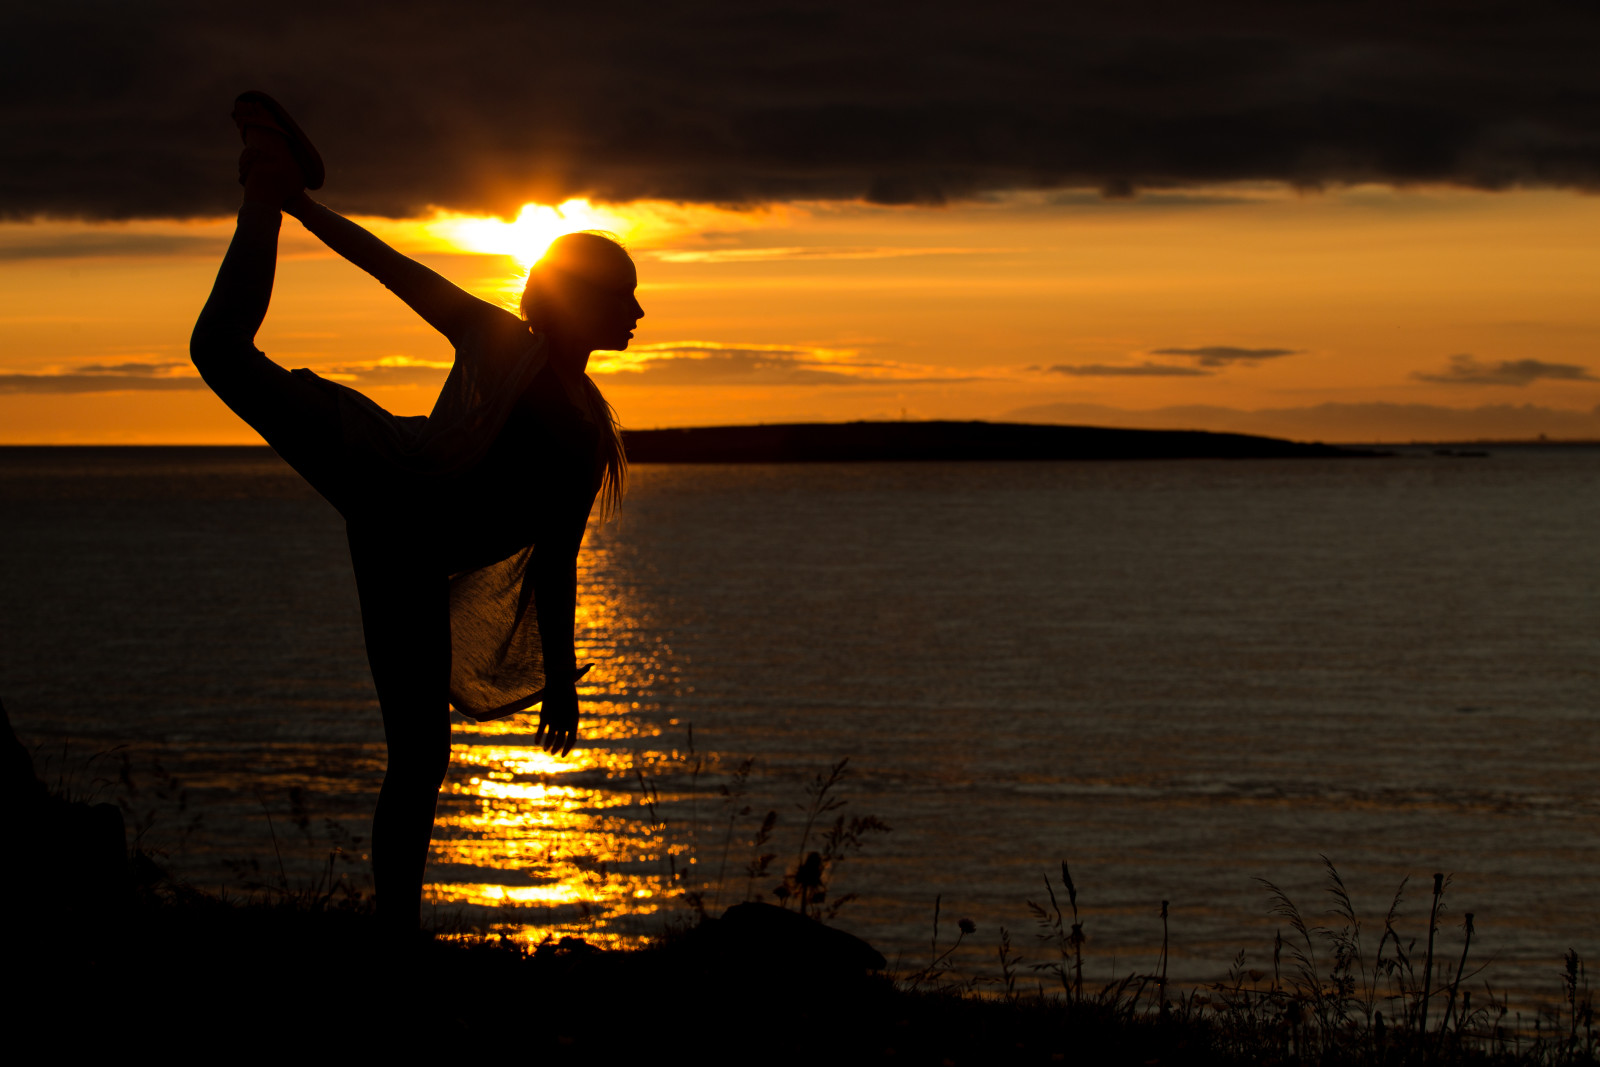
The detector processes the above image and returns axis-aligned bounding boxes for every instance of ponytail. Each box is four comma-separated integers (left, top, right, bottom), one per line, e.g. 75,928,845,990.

578,371,626,521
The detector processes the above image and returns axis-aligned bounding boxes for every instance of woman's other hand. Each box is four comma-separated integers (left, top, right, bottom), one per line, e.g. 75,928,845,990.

536,682,579,756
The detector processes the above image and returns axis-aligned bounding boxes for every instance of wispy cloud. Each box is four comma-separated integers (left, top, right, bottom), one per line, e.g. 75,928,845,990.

1046,362,1213,377
0,361,203,393
592,341,976,387
314,356,455,387
0,231,227,261
1411,354,1599,386
0,356,460,394
1149,345,1301,367
649,246,1011,264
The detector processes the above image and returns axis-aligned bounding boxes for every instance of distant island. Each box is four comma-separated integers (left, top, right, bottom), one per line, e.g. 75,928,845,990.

621,420,1378,463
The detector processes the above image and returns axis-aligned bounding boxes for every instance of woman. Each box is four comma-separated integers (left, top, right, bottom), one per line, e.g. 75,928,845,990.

190,93,640,929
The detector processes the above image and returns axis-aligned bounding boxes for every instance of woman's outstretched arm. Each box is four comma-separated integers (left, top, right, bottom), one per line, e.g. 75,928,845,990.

284,192,498,347
531,512,588,756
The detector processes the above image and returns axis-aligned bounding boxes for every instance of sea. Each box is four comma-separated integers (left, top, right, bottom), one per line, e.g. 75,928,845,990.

2,445,1596,1007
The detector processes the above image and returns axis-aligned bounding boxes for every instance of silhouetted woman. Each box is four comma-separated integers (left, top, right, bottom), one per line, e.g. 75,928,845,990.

190,93,639,929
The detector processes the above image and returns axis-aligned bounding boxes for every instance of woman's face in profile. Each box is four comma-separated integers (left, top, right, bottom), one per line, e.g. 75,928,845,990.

547,251,643,361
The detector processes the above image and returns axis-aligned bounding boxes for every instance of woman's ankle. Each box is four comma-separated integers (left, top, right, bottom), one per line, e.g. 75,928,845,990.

236,199,283,227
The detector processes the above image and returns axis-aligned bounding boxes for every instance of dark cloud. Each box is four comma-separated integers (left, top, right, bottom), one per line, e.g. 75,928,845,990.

1047,362,1212,377
1149,345,1300,366
7,2,1600,220
1411,354,1599,386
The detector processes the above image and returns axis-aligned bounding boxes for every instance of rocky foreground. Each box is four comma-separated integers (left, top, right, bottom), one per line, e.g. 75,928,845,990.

7,704,1589,1066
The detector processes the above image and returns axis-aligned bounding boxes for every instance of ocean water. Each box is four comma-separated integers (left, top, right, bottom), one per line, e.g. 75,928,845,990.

2,446,1596,1004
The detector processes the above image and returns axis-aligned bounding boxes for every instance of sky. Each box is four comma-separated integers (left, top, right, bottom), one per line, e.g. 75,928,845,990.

4,1,1600,443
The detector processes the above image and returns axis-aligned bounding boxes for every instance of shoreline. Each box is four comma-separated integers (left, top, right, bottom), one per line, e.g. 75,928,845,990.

6,423,1600,460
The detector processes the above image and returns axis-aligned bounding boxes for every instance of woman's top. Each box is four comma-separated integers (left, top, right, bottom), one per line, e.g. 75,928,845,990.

292,305,601,720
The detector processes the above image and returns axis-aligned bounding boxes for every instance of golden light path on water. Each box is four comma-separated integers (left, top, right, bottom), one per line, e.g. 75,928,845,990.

423,537,702,948
410,209,726,952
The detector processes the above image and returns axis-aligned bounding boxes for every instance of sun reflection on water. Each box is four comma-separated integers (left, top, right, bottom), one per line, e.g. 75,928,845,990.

425,542,698,947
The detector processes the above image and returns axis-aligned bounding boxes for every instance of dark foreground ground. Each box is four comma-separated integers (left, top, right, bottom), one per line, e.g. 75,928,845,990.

13,893,1217,1064
16,883,1597,1067
7,706,1593,1065
7,883,1320,1067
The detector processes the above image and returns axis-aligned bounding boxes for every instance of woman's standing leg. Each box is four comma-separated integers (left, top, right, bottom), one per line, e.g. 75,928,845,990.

348,528,453,930
195,115,452,928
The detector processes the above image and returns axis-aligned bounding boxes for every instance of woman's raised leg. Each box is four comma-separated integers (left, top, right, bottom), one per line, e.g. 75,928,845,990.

348,529,453,930
190,130,344,495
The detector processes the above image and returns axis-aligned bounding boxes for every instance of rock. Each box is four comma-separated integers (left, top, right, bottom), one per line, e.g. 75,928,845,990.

684,901,887,978
2,697,130,916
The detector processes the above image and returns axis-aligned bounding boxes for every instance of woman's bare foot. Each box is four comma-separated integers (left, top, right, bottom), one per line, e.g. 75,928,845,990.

232,93,324,208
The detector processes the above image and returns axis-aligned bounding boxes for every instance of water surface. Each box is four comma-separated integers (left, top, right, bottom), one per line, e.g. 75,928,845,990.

2,446,1595,1002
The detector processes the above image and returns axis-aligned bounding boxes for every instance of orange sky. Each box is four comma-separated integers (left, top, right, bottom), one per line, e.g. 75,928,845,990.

4,184,1599,443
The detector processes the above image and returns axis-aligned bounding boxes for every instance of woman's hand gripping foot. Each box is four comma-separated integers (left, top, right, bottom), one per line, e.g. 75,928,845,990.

232,94,316,208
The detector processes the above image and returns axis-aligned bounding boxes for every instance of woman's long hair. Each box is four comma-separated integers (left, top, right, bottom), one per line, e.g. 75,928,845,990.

519,231,628,519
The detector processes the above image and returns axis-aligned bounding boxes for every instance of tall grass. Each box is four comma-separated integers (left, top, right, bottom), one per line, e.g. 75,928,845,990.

637,732,891,925
916,855,1596,1066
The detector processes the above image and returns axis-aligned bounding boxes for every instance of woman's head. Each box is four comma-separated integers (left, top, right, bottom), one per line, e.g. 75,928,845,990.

519,231,635,519
519,231,643,371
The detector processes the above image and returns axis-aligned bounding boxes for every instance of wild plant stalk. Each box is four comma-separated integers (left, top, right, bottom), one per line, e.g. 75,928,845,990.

1259,876,1324,1019
1027,862,1083,1002
811,807,889,920
997,925,1021,1001
793,758,849,868
1063,862,1083,999
1158,899,1170,1011
1375,875,1412,1029
1322,856,1373,1027
257,791,291,894
762,757,889,918
910,895,975,990
1561,949,1595,1056
1420,872,1446,1034
633,766,678,893
742,809,778,903
1437,912,1476,1041
709,757,753,914
685,723,701,879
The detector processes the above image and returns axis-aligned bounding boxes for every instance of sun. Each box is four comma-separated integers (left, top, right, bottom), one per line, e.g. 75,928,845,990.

426,199,636,267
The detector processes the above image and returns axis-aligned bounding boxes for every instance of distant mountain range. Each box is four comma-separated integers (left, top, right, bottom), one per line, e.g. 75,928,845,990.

621,420,1376,463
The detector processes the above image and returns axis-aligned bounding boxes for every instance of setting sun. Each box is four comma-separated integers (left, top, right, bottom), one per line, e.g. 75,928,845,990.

425,198,638,266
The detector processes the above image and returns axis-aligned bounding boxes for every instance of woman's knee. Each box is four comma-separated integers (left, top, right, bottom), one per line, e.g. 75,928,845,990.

382,712,453,786
383,751,451,794
188,326,249,385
